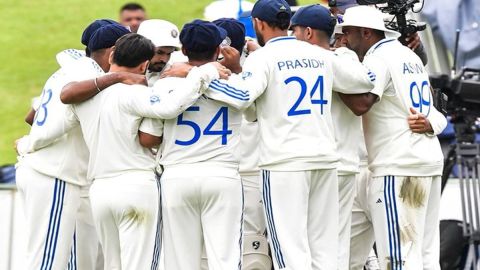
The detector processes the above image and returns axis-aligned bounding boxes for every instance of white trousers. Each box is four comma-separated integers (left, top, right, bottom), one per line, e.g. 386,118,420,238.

349,166,375,270
67,193,103,270
16,162,80,270
261,169,339,270
350,170,441,270
337,174,357,270
161,168,243,270
89,173,161,270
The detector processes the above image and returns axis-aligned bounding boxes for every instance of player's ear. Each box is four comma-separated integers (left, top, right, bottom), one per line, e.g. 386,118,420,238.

139,60,149,74
305,27,313,40
181,47,187,56
361,27,371,40
254,18,264,31
108,49,114,65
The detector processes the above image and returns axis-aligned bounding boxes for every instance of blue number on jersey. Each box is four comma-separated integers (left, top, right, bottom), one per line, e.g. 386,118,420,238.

175,106,232,146
175,106,201,146
203,107,232,145
409,80,431,116
310,76,327,115
284,76,311,116
34,88,53,126
284,76,327,116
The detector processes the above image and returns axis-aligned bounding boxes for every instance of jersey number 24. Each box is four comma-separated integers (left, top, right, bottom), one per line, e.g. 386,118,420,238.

285,75,327,116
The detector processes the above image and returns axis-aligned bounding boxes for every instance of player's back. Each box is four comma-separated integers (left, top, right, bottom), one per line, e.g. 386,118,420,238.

73,83,155,180
363,39,444,176
252,36,338,171
160,78,241,171
23,66,90,186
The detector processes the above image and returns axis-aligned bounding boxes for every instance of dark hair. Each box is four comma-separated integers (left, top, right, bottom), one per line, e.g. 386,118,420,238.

120,3,145,12
266,12,291,31
184,48,217,62
112,33,155,67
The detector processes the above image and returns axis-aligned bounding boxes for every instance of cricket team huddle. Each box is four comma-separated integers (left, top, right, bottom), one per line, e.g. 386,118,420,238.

15,0,446,269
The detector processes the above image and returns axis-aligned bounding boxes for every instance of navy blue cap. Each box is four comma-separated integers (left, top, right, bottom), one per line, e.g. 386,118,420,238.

87,24,130,52
81,19,118,46
291,4,337,36
251,0,291,23
180,19,227,53
335,0,358,13
213,18,246,53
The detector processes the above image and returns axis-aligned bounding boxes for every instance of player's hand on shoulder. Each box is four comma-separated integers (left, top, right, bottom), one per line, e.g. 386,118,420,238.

210,61,232,80
117,71,147,86
408,107,433,134
219,46,242,74
160,62,193,79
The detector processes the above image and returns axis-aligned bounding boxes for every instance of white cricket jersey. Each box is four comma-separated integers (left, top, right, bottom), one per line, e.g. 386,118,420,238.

237,117,260,175
146,71,161,87
18,51,102,186
204,36,375,171
70,64,219,180
362,38,447,177
331,93,361,175
160,77,242,170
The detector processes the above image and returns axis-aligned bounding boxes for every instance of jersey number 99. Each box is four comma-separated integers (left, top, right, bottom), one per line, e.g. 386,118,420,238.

409,80,431,116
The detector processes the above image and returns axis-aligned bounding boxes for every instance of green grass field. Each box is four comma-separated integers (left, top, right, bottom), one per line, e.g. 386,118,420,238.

0,0,316,165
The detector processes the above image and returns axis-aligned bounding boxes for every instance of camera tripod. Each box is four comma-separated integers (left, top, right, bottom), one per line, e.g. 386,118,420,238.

442,115,480,269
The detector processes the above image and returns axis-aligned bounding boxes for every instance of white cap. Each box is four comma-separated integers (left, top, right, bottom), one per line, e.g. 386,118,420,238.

336,5,401,38
203,0,254,21
137,19,181,48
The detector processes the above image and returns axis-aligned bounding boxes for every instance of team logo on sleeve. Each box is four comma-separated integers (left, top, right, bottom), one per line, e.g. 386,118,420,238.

367,70,376,82
241,71,252,80
150,95,160,105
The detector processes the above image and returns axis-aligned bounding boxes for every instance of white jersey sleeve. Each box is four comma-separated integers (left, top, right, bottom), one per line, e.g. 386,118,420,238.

427,107,447,135
118,63,219,120
138,118,164,137
204,49,268,110
331,47,376,94
20,106,79,153
362,54,392,99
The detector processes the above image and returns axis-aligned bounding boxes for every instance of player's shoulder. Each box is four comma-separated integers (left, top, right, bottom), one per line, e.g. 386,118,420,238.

152,76,184,92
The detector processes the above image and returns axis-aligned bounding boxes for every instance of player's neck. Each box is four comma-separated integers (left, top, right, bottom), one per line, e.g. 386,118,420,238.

90,53,110,73
310,37,329,50
109,64,143,74
263,29,289,44
188,60,213,67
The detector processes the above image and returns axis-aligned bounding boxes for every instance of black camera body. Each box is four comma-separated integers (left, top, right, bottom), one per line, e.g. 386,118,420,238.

355,0,426,36
431,68,480,143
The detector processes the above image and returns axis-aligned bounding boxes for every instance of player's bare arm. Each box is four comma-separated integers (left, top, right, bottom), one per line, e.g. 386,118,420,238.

138,131,162,148
24,108,35,125
338,92,378,116
60,71,147,104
